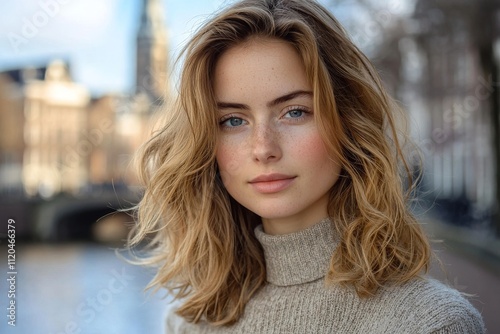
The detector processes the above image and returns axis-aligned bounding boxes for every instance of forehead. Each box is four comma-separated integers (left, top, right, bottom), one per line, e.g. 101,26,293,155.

213,38,311,103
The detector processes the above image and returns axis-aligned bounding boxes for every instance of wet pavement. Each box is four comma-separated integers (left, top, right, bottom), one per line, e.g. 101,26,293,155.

0,243,168,334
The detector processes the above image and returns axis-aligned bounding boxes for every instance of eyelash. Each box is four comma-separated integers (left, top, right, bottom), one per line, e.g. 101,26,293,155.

219,114,245,129
218,106,312,129
282,106,311,121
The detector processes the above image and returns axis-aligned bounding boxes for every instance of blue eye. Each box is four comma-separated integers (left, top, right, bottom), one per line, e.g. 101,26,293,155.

286,109,304,118
220,117,245,128
284,107,311,120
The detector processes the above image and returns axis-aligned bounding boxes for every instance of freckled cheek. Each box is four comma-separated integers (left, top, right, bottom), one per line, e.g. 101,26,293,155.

216,140,245,186
293,132,330,162
292,131,340,181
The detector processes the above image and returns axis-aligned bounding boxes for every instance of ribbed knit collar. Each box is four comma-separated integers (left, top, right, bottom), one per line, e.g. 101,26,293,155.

254,218,338,286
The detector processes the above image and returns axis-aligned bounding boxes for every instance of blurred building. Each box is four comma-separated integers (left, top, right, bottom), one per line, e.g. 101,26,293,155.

22,61,90,197
136,0,170,104
338,0,500,227
0,0,170,198
0,69,25,196
410,0,499,221
88,93,152,188
0,63,90,197
87,95,118,186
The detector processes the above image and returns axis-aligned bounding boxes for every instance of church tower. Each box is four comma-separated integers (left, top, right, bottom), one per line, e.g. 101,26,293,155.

136,0,169,104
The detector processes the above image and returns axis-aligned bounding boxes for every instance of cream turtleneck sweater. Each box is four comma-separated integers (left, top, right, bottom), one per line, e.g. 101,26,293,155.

165,219,485,333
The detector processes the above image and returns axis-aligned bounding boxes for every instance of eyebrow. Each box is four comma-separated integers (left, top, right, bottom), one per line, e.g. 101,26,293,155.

216,90,313,110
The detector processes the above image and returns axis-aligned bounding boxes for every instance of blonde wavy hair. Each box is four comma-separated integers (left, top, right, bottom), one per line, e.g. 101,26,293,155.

129,0,431,326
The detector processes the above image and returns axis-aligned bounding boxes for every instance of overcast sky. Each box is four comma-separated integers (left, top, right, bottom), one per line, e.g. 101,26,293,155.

0,0,411,96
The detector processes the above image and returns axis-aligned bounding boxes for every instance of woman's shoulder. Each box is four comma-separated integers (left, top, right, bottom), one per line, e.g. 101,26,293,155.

164,300,183,333
377,277,485,333
164,299,200,334
162,278,485,334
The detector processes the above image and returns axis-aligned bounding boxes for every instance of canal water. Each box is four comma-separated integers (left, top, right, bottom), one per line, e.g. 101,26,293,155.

0,243,168,334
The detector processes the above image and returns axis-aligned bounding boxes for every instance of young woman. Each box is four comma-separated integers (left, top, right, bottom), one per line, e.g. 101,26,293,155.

129,0,485,332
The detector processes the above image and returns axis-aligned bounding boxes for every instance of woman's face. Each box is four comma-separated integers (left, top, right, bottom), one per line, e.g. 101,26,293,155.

214,38,341,235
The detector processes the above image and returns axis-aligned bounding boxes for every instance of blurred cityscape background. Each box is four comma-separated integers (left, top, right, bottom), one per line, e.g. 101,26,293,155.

0,0,499,333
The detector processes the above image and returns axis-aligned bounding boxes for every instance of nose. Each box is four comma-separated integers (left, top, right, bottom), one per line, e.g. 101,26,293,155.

251,122,282,163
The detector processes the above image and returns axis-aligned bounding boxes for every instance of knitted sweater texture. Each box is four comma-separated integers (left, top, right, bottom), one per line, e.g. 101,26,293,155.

165,219,485,333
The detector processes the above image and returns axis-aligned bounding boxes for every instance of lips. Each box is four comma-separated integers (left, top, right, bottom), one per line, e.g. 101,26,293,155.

249,174,296,194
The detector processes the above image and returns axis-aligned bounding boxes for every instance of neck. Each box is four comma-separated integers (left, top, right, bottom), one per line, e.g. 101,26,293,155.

261,213,330,236
255,217,338,286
